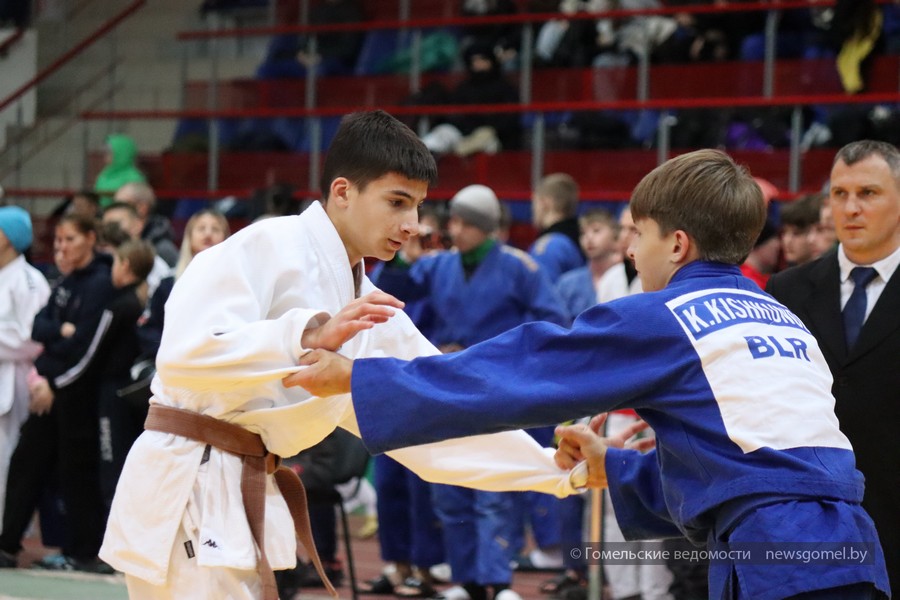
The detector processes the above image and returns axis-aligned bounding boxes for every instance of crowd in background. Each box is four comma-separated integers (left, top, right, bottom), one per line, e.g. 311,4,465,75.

184,0,900,158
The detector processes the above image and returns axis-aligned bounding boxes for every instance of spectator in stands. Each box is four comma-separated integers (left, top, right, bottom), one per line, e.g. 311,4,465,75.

112,183,179,268
809,195,838,257
461,0,521,71
255,0,364,79
95,240,155,513
529,173,585,283
1,214,115,573
535,1,681,69
51,191,102,220
138,208,229,367
667,0,765,63
0,207,50,531
779,192,826,266
739,218,780,289
102,201,172,298
94,134,147,207
174,207,230,278
419,42,521,157
827,0,885,93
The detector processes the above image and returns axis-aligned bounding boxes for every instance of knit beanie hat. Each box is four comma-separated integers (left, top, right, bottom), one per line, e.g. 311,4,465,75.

0,206,33,253
449,184,500,233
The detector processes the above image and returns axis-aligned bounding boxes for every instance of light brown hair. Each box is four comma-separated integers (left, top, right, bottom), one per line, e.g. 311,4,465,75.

630,149,765,264
536,173,579,218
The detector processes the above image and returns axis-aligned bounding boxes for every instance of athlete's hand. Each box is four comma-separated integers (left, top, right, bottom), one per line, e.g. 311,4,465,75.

554,414,653,488
282,349,353,396
302,291,404,352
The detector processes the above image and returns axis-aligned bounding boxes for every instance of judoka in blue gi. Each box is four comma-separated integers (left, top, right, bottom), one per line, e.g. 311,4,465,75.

286,149,891,600
375,184,570,600
528,173,585,283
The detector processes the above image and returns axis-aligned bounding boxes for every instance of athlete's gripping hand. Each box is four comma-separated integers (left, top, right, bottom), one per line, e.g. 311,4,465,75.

282,349,352,397
554,414,654,488
301,291,404,352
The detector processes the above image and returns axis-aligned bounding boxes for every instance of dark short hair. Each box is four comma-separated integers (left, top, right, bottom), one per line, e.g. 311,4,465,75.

72,190,100,205
320,110,438,200
833,139,900,181
630,149,766,264
780,192,825,230
99,220,131,248
57,212,99,237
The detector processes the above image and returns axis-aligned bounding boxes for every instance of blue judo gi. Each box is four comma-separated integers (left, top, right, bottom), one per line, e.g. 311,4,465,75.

375,241,569,586
354,261,890,600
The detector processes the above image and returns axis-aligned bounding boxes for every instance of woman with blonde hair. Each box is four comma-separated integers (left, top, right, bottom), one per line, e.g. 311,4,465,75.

174,208,230,278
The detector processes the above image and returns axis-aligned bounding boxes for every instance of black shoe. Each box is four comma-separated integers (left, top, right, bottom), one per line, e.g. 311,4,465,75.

75,557,116,575
301,560,344,588
0,550,17,568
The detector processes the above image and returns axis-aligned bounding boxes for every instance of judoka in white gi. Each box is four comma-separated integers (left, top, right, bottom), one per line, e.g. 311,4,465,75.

101,111,587,600
0,206,50,529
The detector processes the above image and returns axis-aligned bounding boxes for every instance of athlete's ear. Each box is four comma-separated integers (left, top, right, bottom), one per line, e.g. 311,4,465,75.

329,177,352,208
671,229,696,264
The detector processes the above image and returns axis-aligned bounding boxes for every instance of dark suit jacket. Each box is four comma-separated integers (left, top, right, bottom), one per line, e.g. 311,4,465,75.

767,248,900,593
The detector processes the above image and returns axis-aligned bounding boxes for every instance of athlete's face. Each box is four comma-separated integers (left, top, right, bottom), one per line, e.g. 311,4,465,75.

332,172,428,265
627,217,681,292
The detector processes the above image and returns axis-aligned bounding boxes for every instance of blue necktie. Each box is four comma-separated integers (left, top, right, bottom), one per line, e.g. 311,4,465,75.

842,266,878,349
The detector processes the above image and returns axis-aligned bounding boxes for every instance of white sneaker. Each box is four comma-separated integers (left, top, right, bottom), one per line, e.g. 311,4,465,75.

495,590,523,600
435,585,471,600
430,562,452,583
528,548,564,570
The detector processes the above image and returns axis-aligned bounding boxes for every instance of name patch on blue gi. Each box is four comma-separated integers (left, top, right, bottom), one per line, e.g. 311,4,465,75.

671,292,809,341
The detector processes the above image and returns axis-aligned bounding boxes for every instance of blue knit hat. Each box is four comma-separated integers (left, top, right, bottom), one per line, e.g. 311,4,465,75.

0,206,33,253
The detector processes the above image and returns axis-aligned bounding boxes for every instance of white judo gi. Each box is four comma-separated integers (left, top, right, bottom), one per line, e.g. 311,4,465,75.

100,202,580,597
0,255,50,527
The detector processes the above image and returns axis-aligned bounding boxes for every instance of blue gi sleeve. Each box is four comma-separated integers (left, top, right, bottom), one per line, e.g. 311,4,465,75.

604,447,682,540
352,298,695,454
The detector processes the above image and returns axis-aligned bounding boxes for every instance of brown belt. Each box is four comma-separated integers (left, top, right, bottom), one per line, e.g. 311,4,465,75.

145,405,338,600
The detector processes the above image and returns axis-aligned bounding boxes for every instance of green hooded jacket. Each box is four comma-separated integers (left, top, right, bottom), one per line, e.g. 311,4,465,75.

94,134,146,207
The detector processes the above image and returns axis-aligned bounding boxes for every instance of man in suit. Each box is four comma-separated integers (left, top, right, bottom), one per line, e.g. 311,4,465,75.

767,139,900,595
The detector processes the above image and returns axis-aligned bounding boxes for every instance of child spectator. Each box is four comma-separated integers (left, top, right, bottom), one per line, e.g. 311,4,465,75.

97,239,156,512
